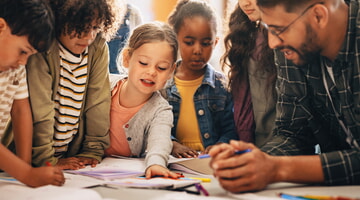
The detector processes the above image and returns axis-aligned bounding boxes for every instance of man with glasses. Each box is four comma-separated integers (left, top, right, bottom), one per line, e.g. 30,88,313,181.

208,0,360,193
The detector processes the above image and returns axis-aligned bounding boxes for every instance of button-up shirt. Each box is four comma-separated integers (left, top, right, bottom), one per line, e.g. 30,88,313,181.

261,0,360,185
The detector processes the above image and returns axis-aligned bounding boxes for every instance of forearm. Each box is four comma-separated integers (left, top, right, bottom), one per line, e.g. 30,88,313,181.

11,99,33,164
0,144,32,182
272,155,324,183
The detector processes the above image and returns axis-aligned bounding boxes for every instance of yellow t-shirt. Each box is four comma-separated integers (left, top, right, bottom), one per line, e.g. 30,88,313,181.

175,75,204,151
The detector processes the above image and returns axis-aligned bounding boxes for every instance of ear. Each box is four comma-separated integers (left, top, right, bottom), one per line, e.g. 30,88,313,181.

0,18,8,35
122,49,130,69
214,36,219,47
311,4,328,29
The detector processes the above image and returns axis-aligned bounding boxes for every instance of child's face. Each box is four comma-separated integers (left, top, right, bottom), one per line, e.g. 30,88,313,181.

0,19,37,71
58,22,100,55
124,41,175,95
176,16,218,72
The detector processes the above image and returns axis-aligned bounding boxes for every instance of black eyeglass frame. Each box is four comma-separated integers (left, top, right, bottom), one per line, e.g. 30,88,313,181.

260,2,324,42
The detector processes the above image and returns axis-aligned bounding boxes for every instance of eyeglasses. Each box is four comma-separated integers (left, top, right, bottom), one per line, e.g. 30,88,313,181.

261,2,323,42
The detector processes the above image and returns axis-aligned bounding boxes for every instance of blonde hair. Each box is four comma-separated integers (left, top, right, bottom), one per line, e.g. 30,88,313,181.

117,21,178,70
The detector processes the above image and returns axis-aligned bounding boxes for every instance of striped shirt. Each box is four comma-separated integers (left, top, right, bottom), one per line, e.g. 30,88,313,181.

261,0,360,185
0,66,28,137
53,44,88,156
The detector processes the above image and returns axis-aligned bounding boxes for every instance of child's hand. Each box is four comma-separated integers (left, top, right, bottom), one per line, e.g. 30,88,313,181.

145,165,179,179
56,157,84,170
171,141,198,158
22,166,65,187
204,145,214,154
77,157,99,168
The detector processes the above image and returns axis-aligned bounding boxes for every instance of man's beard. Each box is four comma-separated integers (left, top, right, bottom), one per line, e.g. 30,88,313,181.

279,24,322,66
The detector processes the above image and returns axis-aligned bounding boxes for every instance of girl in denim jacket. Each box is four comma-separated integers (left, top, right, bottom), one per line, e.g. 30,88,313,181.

164,0,238,158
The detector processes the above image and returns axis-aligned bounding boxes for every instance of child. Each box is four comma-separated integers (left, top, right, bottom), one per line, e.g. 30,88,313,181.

26,0,121,170
105,22,179,178
0,0,64,187
164,0,238,158
222,0,276,147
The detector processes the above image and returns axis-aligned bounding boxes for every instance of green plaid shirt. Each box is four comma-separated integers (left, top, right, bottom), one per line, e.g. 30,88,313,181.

261,0,360,185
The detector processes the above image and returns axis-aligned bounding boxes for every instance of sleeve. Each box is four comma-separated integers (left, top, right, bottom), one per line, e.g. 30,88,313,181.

13,66,28,100
261,51,318,155
27,52,58,166
145,100,173,168
75,40,111,161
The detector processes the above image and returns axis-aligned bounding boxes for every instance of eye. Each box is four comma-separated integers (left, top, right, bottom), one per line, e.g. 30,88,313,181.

184,41,194,46
157,66,168,71
20,50,28,56
139,61,148,66
201,41,213,47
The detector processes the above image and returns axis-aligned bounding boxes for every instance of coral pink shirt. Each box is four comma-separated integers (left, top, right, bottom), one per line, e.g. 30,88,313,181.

105,80,144,157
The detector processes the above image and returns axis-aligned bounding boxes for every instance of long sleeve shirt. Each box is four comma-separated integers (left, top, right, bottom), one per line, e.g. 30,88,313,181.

262,0,360,185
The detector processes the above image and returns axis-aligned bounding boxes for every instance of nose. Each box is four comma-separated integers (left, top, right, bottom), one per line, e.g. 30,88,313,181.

193,43,202,55
147,65,157,77
239,0,251,8
82,29,97,40
267,33,282,49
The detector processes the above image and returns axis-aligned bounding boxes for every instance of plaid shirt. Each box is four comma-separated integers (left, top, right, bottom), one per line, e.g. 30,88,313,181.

261,0,360,185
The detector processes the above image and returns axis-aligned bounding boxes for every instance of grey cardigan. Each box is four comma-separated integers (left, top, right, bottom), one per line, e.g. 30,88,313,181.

110,74,173,168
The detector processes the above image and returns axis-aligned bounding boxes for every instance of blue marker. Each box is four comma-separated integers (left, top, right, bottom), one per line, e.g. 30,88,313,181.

198,149,251,159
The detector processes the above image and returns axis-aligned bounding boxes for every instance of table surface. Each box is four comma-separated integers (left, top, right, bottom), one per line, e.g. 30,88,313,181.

91,173,360,200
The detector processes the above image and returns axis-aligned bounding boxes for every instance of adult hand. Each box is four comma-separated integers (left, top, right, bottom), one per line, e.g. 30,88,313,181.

171,141,198,158
209,140,277,193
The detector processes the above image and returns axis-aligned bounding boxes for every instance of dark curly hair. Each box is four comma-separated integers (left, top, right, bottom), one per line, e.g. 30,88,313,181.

47,0,120,41
0,0,54,52
221,4,276,98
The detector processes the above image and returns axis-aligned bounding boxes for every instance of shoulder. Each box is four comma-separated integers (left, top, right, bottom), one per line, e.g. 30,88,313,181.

149,91,172,107
204,64,228,88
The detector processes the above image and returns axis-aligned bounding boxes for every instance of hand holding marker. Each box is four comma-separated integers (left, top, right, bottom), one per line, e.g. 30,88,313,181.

198,149,252,159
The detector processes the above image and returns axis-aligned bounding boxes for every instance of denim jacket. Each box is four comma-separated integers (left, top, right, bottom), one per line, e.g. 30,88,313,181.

163,63,238,148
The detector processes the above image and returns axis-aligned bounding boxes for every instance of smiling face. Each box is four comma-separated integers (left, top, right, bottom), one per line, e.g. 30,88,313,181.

123,41,175,96
261,5,322,66
238,0,261,22
58,20,101,55
0,18,37,72
176,16,218,74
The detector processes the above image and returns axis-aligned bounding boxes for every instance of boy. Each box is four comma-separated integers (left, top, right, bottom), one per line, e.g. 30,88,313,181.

0,0,64,187
27,0,120,169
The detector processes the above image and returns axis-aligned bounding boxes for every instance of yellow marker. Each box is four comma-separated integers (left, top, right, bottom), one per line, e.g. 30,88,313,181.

188,177,211,182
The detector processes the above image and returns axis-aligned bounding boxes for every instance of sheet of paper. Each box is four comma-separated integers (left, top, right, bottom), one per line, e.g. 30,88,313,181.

65,157,145,181
168,156,213,175
0,182,103,200
105,177,201,189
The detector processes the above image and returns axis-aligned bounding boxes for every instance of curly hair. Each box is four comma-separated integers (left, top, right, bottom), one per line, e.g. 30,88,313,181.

47,0,122,41
221,4,276,98
0,0,54,52
168,0,218,35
